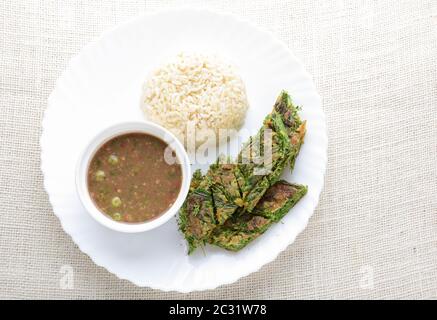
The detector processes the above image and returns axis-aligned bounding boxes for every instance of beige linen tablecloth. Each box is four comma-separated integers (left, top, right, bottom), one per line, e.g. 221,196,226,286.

0,0,436,299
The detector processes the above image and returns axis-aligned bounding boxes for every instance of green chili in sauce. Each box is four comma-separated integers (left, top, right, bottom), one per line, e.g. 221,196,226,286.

87,133,182,223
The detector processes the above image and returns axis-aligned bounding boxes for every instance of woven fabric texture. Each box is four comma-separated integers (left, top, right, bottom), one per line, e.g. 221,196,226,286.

0,0,436,299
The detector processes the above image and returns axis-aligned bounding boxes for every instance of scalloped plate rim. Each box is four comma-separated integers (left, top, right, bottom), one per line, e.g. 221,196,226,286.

40,8,327,292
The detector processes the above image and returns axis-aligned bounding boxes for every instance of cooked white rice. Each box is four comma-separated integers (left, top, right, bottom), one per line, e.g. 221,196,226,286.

142,53,248,147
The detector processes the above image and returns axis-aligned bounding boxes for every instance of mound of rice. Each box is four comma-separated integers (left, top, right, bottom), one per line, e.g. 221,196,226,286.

142,53,249,147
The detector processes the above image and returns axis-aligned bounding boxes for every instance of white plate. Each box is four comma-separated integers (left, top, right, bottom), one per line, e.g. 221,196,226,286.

41,9,327,292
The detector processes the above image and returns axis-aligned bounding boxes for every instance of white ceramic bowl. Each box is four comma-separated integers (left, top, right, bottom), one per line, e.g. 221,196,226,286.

75,121,191,233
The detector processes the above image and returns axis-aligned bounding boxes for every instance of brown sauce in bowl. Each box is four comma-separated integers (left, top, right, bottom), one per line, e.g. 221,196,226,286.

87,133,182,223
